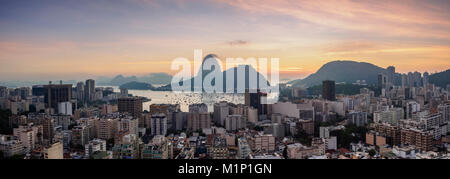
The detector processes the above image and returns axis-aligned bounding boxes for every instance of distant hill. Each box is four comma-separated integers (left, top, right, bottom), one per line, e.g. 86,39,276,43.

95,76,114,86
138,73,172,85
100,73,172,86
307,83,379,96
119,81,154,90
123,67,450,91
289,61,386,88
110,75,139,86
429,69,450,88
159,54,271,92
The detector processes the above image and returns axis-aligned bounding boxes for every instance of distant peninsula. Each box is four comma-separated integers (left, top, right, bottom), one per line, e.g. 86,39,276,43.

119,81,154,90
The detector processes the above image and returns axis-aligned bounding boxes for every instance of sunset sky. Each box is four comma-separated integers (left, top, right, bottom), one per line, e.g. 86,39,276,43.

0,0,449,81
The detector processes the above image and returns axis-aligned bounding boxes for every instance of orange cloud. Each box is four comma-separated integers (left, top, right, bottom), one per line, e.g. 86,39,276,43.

217,0,450,39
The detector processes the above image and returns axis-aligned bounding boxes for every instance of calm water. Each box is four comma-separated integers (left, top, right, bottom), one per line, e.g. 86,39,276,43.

103,86,244,112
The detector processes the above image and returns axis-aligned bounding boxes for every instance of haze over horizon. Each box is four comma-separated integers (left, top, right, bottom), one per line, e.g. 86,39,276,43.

1,0,449,81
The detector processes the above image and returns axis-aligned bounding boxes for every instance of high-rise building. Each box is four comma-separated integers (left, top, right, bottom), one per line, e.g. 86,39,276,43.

118,97,143,118
187,113,211,131
224,115,246,131
208,136,229,159
58,101,72,115
413,71,422,87
374,108,404,125
319,126,331,139
85,139,107,157
245,89,268,115
378,73,387,92
72,125,90,146
419,113,444,140
101,104,114,115
237,138,251,159
85,79,95,102
366,132,376,146
189,103,208,113
15,87,31,100
76,82,85,102
254,134,275,153
247,107,258,124
32,85,45,97
401,74,407,88
84,139,106,156
120,88,128,97
400,129,432,151
387,66,395,86
95,119,117,140
43,82,72,113
213,102,229,126
149,104,180,115
407,72,414,87
268,123,285,138
0,135,24,158
150,113,167,136
168,111,184,131
42,118,55,142
118,117,139,137
404,87,411,100
423,72,429,87
95,88,103,101
322,80,336,101
347,111,368,127
406,101,420,119
0,86,8,98
43,142,63,159
374,123,401,146
365,132,386,147
13,127,35,153
438,103,450,122
297,119,314,136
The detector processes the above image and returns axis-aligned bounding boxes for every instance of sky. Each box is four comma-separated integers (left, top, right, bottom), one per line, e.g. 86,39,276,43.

0,0,449,81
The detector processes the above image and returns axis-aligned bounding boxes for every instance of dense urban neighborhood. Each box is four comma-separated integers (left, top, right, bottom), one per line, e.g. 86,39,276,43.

1,65,449,159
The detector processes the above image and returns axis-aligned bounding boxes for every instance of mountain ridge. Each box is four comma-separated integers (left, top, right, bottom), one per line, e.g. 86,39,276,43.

97,73,173,86
289,60,449,88
159,54,271,92
289,60,386,87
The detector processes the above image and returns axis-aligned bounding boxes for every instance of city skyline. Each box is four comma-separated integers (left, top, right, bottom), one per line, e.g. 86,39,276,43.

1,0,449,81
0,59,445,86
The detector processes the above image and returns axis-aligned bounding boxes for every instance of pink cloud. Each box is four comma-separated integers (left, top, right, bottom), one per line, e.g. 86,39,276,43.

216,0,450,39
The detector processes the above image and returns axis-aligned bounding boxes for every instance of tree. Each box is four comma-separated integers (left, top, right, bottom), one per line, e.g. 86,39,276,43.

19,111,30,116
29,105,37,113
106,138,115,150
75,144,84,150
195,129,206,137
368,149,376,157
8,154,25,159
0,109,13,135
335,124,369,149
167,128,176,135
68,124,77,130
294,130,311,146
253,126,264,131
